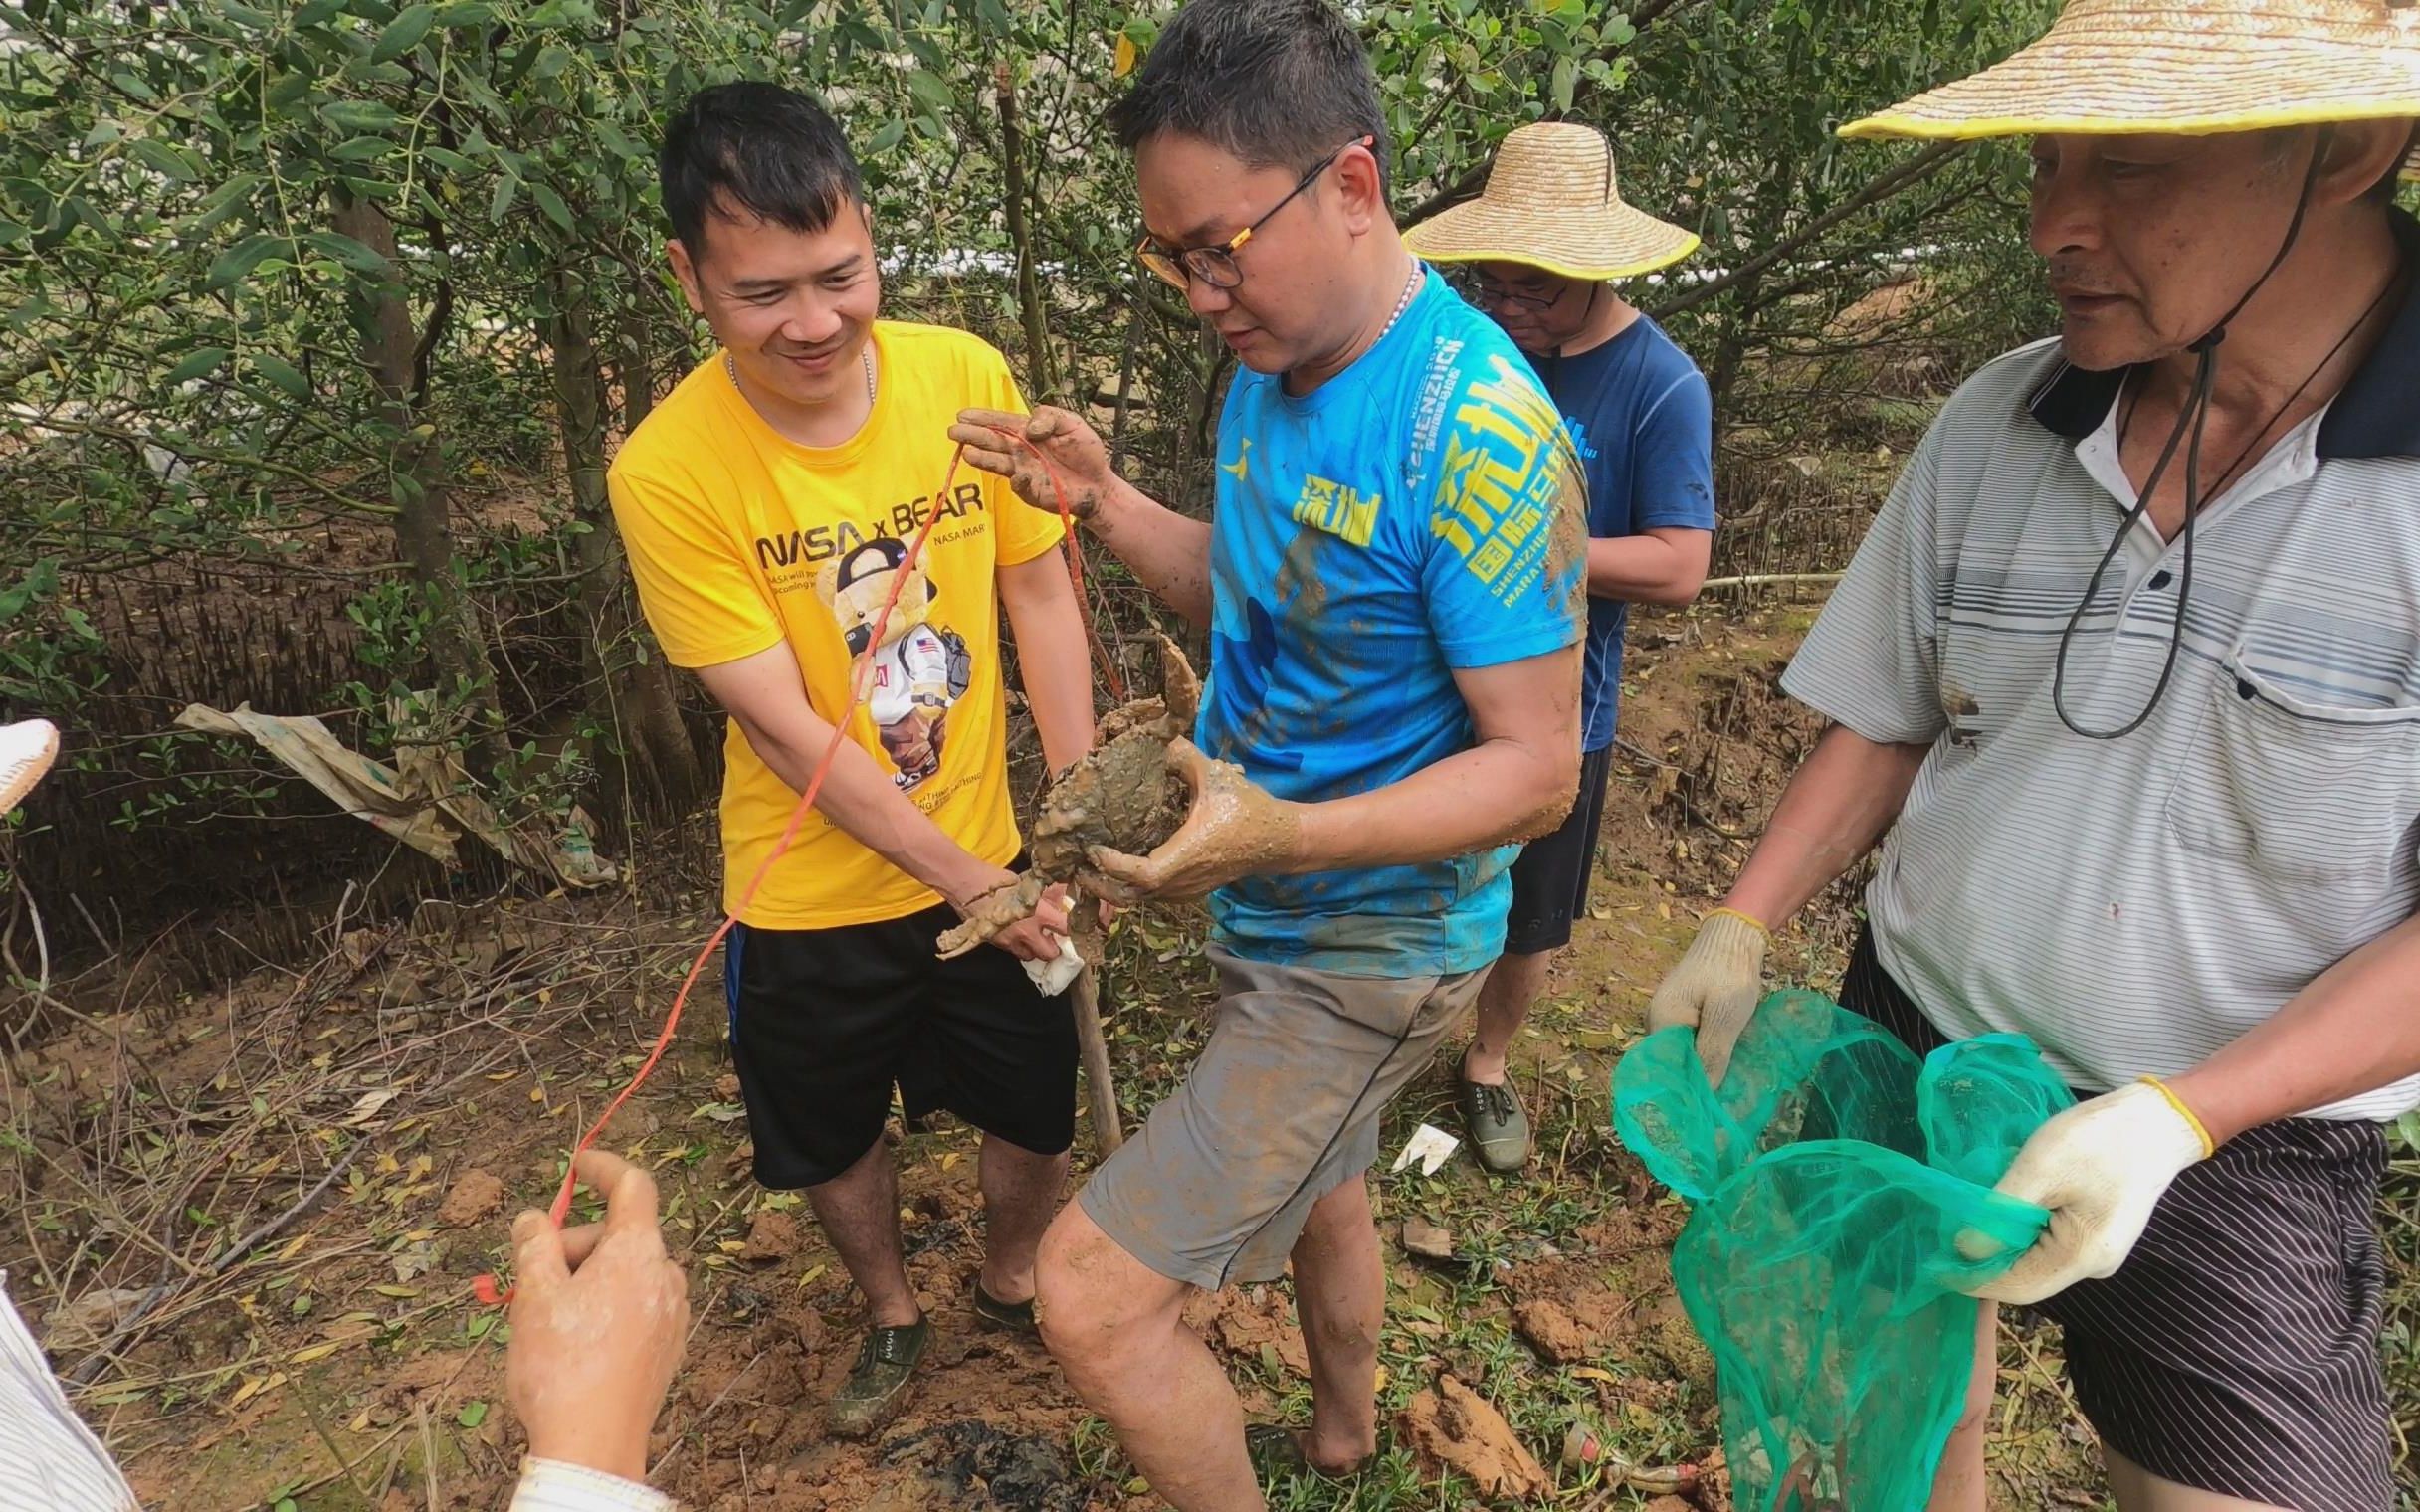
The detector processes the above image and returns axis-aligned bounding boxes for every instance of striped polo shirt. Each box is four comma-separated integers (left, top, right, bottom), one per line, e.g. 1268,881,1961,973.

1783,223,2420,1122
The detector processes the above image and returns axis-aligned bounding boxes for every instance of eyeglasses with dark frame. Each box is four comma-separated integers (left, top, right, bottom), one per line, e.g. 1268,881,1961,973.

1134,134,1375,290
1448,266,1565,313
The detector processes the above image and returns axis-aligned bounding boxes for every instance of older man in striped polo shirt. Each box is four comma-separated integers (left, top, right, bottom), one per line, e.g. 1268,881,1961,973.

1644,3,2420,1509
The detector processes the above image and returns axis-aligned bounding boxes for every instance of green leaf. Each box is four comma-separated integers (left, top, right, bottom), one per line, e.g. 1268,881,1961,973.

264,72,313,113
162,347,231,387
457,1399,489,1428
320,99,403,134
304,230,391,276
330,135,395,162
372,3,436,60
905,69,953,114
487,175,517,223
436,1,494,25
529,181,573,233
127,139,198,182
866,118,905,155
1550,55,1576,110
205,233,284,290
252,353,311,399
293,0,344,23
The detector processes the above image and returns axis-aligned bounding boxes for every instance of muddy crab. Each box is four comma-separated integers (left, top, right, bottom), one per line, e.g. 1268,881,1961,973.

934,635,1201,959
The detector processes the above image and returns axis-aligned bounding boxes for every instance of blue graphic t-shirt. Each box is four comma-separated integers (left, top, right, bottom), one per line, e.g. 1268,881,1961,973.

1532,315,1715,751
1199,269,1587,977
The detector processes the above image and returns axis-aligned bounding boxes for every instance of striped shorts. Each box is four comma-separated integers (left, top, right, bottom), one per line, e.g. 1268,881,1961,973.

1843,932,2395,1512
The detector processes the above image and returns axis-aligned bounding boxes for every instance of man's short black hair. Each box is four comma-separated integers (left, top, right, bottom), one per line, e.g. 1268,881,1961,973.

660,81,866,260
1106,0,1389,199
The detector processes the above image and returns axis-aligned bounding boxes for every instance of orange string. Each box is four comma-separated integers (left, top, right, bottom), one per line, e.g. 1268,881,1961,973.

475,425,1106,1306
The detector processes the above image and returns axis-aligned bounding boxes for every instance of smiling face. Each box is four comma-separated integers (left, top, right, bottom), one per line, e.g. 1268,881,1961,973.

670,196,882,412
1132,130,1386,376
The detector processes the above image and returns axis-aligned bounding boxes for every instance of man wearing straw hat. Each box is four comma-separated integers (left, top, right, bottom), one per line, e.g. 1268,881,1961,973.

1646,1,2420,1507
1405,122,1715,1174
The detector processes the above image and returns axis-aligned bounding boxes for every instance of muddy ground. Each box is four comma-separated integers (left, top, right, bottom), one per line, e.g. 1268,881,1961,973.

6,602,2404,1511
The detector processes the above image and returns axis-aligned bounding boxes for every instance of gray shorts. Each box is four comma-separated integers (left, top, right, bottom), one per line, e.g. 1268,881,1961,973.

1078,946,1484,1290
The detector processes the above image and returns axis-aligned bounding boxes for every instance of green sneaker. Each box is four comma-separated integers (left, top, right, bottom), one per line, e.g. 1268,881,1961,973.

828,1316,929,1439
1457,1075,1531,1174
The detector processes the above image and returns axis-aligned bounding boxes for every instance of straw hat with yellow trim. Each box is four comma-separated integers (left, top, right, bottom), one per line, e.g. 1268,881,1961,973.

1403,122,1701,281
1840,0,2420,177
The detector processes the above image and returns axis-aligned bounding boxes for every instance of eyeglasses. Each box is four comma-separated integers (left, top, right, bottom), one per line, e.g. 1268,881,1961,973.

1135,135,1374,290
1449,267,1563,313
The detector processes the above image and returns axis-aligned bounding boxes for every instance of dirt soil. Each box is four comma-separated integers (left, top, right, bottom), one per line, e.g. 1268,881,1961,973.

2,604,2154,1510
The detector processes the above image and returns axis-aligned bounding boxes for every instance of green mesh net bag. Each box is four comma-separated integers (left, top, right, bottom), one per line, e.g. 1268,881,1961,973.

1612,990,2072,1511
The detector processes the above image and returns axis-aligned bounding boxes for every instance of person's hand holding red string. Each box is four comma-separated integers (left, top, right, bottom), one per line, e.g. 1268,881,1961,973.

949,407,1113,520
505,1150,690,1484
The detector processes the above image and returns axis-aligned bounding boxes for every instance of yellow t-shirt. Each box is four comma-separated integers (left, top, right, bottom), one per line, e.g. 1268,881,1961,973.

607,321,1065,929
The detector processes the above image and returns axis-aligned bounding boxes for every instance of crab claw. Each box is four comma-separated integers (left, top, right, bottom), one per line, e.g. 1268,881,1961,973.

933,873,1042,959
1156,634,1201,731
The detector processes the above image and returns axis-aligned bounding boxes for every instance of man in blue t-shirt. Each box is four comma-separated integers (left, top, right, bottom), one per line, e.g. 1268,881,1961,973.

950,5,1583,1503
1407,122,1716,1172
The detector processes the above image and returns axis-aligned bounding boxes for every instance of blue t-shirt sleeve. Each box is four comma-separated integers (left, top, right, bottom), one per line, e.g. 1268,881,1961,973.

1626,360,1716,533
1417,351,1588,669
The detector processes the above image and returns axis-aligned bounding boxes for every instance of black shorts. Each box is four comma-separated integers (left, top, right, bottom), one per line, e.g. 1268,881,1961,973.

721,899,1077,1190
1504,742,1614,956
1841,931,2394,1512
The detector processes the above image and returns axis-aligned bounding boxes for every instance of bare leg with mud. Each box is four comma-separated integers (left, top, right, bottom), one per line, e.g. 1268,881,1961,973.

1463,950,1553,1085
975,1134,1068,1305
1036,1204,1262,1511
1927,1301,1996,1512
1288,1175,1383,1472
806,1137,921,1328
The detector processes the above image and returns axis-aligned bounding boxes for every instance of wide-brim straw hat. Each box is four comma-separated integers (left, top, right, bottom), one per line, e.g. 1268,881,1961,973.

1840,0,2420,179
1404,122,1700,281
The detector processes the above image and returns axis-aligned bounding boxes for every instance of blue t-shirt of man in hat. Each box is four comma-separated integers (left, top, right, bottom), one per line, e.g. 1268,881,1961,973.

1532,314,1715,751
1196,269,1586,978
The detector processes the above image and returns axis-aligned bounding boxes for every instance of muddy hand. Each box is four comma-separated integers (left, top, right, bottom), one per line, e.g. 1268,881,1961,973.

938,866,1066,962
948,406,1111,520
1084,738,1301,904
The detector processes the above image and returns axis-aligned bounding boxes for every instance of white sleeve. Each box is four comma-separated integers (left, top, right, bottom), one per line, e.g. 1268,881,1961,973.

505,1458,675,1512
0,1275,142,1511
1779,419,1951,745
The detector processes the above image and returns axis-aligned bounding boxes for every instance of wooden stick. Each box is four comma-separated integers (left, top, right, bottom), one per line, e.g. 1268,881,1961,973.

1696,571,1846,591
1069,967,1123,1156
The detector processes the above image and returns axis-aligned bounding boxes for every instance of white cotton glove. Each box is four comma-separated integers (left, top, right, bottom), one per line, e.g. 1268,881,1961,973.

1643,908,1769,1084
1965,1079,2214,1306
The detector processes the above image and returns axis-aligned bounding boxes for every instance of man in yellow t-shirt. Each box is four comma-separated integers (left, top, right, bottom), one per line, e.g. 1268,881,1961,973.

607,82,1097,1439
